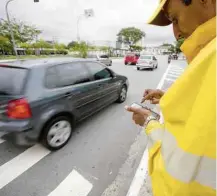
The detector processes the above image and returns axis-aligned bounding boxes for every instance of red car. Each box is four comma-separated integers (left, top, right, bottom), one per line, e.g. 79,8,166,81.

124,53,140,65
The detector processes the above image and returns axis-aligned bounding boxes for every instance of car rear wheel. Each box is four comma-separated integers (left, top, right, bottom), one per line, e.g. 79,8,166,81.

41,116,73,151
125,62,127,65
117,85,127,103
137,67,140,70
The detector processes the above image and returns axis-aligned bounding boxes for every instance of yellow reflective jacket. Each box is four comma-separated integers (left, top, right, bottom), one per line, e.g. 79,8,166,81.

146,17,216,196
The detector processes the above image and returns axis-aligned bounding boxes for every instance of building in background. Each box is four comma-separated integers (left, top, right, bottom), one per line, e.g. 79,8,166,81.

142,45,171,55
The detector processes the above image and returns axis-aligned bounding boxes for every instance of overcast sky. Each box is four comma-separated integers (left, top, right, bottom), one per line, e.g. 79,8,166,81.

0,0,175,46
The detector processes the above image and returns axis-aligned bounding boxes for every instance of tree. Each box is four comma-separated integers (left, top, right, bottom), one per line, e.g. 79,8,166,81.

130,45,143,51
175,38,185,53
70,41,88,58
0,18,41,45
0,36,12,55
68,41,78,48
32,39,52,49
117,27,145,48
54,43,66,50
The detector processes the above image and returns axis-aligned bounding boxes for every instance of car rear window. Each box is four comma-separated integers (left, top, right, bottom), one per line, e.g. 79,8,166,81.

0,66,28,95
140,56,152,60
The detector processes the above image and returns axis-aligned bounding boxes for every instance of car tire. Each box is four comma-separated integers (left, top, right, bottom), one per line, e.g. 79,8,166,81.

41,116,73,151
125,62,127,65
155,64,158,69
117,85,127,103
137,67,140,70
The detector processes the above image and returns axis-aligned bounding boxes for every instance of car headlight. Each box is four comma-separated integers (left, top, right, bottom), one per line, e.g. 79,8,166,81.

149,62,153,65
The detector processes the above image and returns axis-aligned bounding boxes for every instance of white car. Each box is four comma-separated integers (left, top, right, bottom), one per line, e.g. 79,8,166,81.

87,54,112,66
137,55,158,70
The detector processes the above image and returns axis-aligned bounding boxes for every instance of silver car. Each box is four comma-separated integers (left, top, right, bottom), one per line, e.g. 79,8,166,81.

137,55,158,71
87,54,112,66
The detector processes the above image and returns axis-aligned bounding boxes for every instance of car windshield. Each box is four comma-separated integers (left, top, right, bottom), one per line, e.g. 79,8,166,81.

0,66,27,95
140,56,152,60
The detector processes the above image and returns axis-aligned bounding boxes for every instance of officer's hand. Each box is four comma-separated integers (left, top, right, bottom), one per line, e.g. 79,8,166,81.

125,106,151,126
141,89,164,104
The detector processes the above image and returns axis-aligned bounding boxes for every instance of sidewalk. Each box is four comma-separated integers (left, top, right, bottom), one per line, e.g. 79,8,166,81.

137,60,187,196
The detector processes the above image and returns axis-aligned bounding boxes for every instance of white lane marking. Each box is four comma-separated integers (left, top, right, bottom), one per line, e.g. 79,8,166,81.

126,150,148,196
48,170,93,196
0,139,5,144
0,132,6,144
156,63,174,90
0,144,50,190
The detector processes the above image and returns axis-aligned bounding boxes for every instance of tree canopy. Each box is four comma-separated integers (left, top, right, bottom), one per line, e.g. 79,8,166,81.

117,27,145,45
0,18,41,45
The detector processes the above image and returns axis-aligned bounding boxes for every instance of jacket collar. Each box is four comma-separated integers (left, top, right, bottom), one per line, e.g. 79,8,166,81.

181,16,216,63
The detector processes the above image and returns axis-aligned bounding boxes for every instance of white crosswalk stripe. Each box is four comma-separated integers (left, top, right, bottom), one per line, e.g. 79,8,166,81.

48,170,93,196
0,144,50,190
0,132,5,144
0,141,93,196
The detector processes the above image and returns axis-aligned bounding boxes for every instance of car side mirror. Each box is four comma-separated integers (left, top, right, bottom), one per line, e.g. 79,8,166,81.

107,68,116,78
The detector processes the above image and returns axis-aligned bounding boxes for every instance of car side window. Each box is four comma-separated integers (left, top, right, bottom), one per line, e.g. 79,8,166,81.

85,62,112,80
56,62,91,87
45,66,59,88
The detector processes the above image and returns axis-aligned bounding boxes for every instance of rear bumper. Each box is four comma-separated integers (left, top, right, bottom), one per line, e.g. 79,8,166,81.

125,61,137,64
137,64,153,68
0,120,39,146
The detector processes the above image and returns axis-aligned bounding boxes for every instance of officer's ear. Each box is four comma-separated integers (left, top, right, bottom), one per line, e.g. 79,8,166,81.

182,0,192,6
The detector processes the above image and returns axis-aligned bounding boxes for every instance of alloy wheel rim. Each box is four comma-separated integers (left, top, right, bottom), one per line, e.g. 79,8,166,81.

47,120,71,147
120,88,127,101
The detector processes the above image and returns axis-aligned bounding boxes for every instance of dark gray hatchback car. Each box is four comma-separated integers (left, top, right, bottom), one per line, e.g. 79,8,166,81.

0,58,129,150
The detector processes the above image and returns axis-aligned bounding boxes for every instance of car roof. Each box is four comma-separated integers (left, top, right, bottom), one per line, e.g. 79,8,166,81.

0,57,95,69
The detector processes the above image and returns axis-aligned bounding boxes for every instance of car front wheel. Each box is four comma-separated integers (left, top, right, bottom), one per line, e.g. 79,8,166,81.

41,116,73,151
117,85,127,103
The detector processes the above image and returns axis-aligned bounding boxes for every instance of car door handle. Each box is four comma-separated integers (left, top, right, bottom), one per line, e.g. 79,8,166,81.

97,84,104,88
64,92,73,98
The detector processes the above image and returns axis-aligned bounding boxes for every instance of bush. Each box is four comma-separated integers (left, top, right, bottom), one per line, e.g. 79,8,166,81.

40,49,55,55
56,49,68,55
26,49,34,55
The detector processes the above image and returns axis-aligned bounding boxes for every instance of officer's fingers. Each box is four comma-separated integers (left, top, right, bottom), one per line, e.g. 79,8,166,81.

151,98,160,104
125,106,147,115
143,89,152,97
125,106,139,113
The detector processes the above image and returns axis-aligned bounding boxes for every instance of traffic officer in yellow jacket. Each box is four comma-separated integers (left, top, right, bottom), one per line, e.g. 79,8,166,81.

126,0,216,195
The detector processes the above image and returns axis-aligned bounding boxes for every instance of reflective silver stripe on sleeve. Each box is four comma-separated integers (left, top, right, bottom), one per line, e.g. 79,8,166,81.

147,129,216,189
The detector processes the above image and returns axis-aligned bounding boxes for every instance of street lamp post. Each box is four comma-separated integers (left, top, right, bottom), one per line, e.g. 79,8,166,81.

5,0,18,58
77,14,83,43
5,0,39,59
77,9,94,43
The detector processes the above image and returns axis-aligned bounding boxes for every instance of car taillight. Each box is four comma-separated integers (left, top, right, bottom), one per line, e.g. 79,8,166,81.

7,98,32,119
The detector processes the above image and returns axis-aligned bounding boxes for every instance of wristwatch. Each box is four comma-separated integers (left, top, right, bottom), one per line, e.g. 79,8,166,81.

144,115,157,126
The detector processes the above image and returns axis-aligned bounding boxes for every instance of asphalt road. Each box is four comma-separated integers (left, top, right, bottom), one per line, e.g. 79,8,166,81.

0,56,169,196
